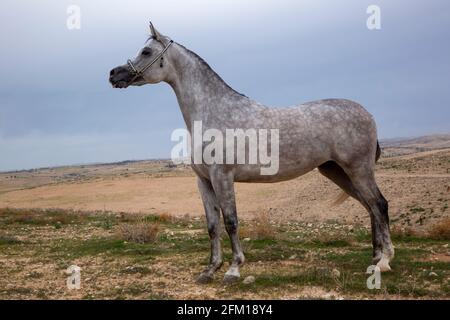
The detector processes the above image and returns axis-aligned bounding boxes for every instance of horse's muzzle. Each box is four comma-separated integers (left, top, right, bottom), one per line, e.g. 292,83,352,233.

109,66,133,88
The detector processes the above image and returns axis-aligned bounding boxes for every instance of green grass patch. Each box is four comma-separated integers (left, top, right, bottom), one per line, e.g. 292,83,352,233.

322,246,450,296
50,238,163,259
242,268,335,290
0,235,22,245
410,207,426,213
49,233,211,261
0,208,87,226
311,239,351,248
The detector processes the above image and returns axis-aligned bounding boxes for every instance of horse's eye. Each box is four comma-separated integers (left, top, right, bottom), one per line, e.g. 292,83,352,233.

142,49,151,56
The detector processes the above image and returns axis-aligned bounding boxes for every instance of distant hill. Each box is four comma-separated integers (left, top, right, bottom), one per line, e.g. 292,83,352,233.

380,134,450,157
2,134,449,174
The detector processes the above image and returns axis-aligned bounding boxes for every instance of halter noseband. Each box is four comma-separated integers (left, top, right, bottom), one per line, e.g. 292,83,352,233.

126,39,174,81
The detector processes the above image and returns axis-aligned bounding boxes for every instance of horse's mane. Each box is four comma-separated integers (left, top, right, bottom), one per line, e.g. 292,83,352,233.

175,42,247,98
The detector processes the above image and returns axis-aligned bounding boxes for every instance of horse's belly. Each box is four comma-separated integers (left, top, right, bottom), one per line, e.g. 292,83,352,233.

233,159,321,183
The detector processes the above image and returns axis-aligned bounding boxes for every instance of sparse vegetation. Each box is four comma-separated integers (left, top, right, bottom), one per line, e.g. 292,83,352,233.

239,212,277,240
0,207,86,225
309,232,352,247
0,234,21,245
410,206,426,213
0,208,448,299
117,220,161,244
391,224,419,239
427,218,450,240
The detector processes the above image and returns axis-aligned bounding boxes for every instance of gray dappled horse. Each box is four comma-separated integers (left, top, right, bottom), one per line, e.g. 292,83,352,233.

109,22,394,284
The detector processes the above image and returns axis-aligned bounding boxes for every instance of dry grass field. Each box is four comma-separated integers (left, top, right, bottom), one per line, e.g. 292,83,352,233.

0,135,449,299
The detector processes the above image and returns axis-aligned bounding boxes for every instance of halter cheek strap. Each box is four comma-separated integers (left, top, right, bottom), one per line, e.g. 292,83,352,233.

126,39,174,81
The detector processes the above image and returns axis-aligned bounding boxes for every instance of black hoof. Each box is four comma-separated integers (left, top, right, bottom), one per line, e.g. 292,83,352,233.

196,273,214,284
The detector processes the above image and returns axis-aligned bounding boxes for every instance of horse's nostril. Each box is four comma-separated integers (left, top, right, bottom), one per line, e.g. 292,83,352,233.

110,69,115,76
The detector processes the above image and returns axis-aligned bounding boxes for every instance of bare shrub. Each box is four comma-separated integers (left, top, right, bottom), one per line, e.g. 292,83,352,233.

390,224,419,238
157,212,172,223
117,220,160,244
311,232,351,247
427,218,450,240
240,212,277,240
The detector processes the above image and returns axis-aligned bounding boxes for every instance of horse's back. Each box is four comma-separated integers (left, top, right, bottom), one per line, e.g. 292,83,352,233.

277,98,378,167
263,98,378,172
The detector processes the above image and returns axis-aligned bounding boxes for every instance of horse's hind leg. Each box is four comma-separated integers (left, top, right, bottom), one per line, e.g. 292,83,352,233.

196,176,223,284
344,167,394,271
319,161,392,269
318,161,358,200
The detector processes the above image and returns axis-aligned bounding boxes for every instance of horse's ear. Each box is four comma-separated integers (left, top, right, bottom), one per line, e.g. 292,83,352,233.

149,21,163,41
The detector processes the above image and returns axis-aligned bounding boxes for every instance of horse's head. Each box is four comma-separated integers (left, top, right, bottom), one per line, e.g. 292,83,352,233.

109,22,174,88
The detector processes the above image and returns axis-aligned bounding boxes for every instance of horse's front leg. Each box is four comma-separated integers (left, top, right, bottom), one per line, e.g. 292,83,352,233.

196,176,223,284
210,167,245,284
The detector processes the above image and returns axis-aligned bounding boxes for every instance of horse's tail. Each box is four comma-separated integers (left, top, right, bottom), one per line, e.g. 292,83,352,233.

375,140,381,162
332,140,381,207
332,192,350,207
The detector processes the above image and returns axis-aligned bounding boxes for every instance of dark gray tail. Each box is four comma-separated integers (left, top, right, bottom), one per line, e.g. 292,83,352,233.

375,140,381,162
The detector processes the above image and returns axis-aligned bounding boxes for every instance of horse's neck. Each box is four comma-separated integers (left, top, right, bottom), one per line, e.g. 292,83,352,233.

166,44,247,132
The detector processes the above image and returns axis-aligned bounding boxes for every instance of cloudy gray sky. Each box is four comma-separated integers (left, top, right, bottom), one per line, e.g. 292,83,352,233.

0,0,449,171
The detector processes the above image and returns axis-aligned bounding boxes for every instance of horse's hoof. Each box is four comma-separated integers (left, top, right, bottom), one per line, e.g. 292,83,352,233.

196,273,214,284
376,255,392,272
223,274,240,284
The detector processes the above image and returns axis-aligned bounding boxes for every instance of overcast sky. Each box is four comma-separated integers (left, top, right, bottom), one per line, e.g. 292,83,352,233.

0,0,449,171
